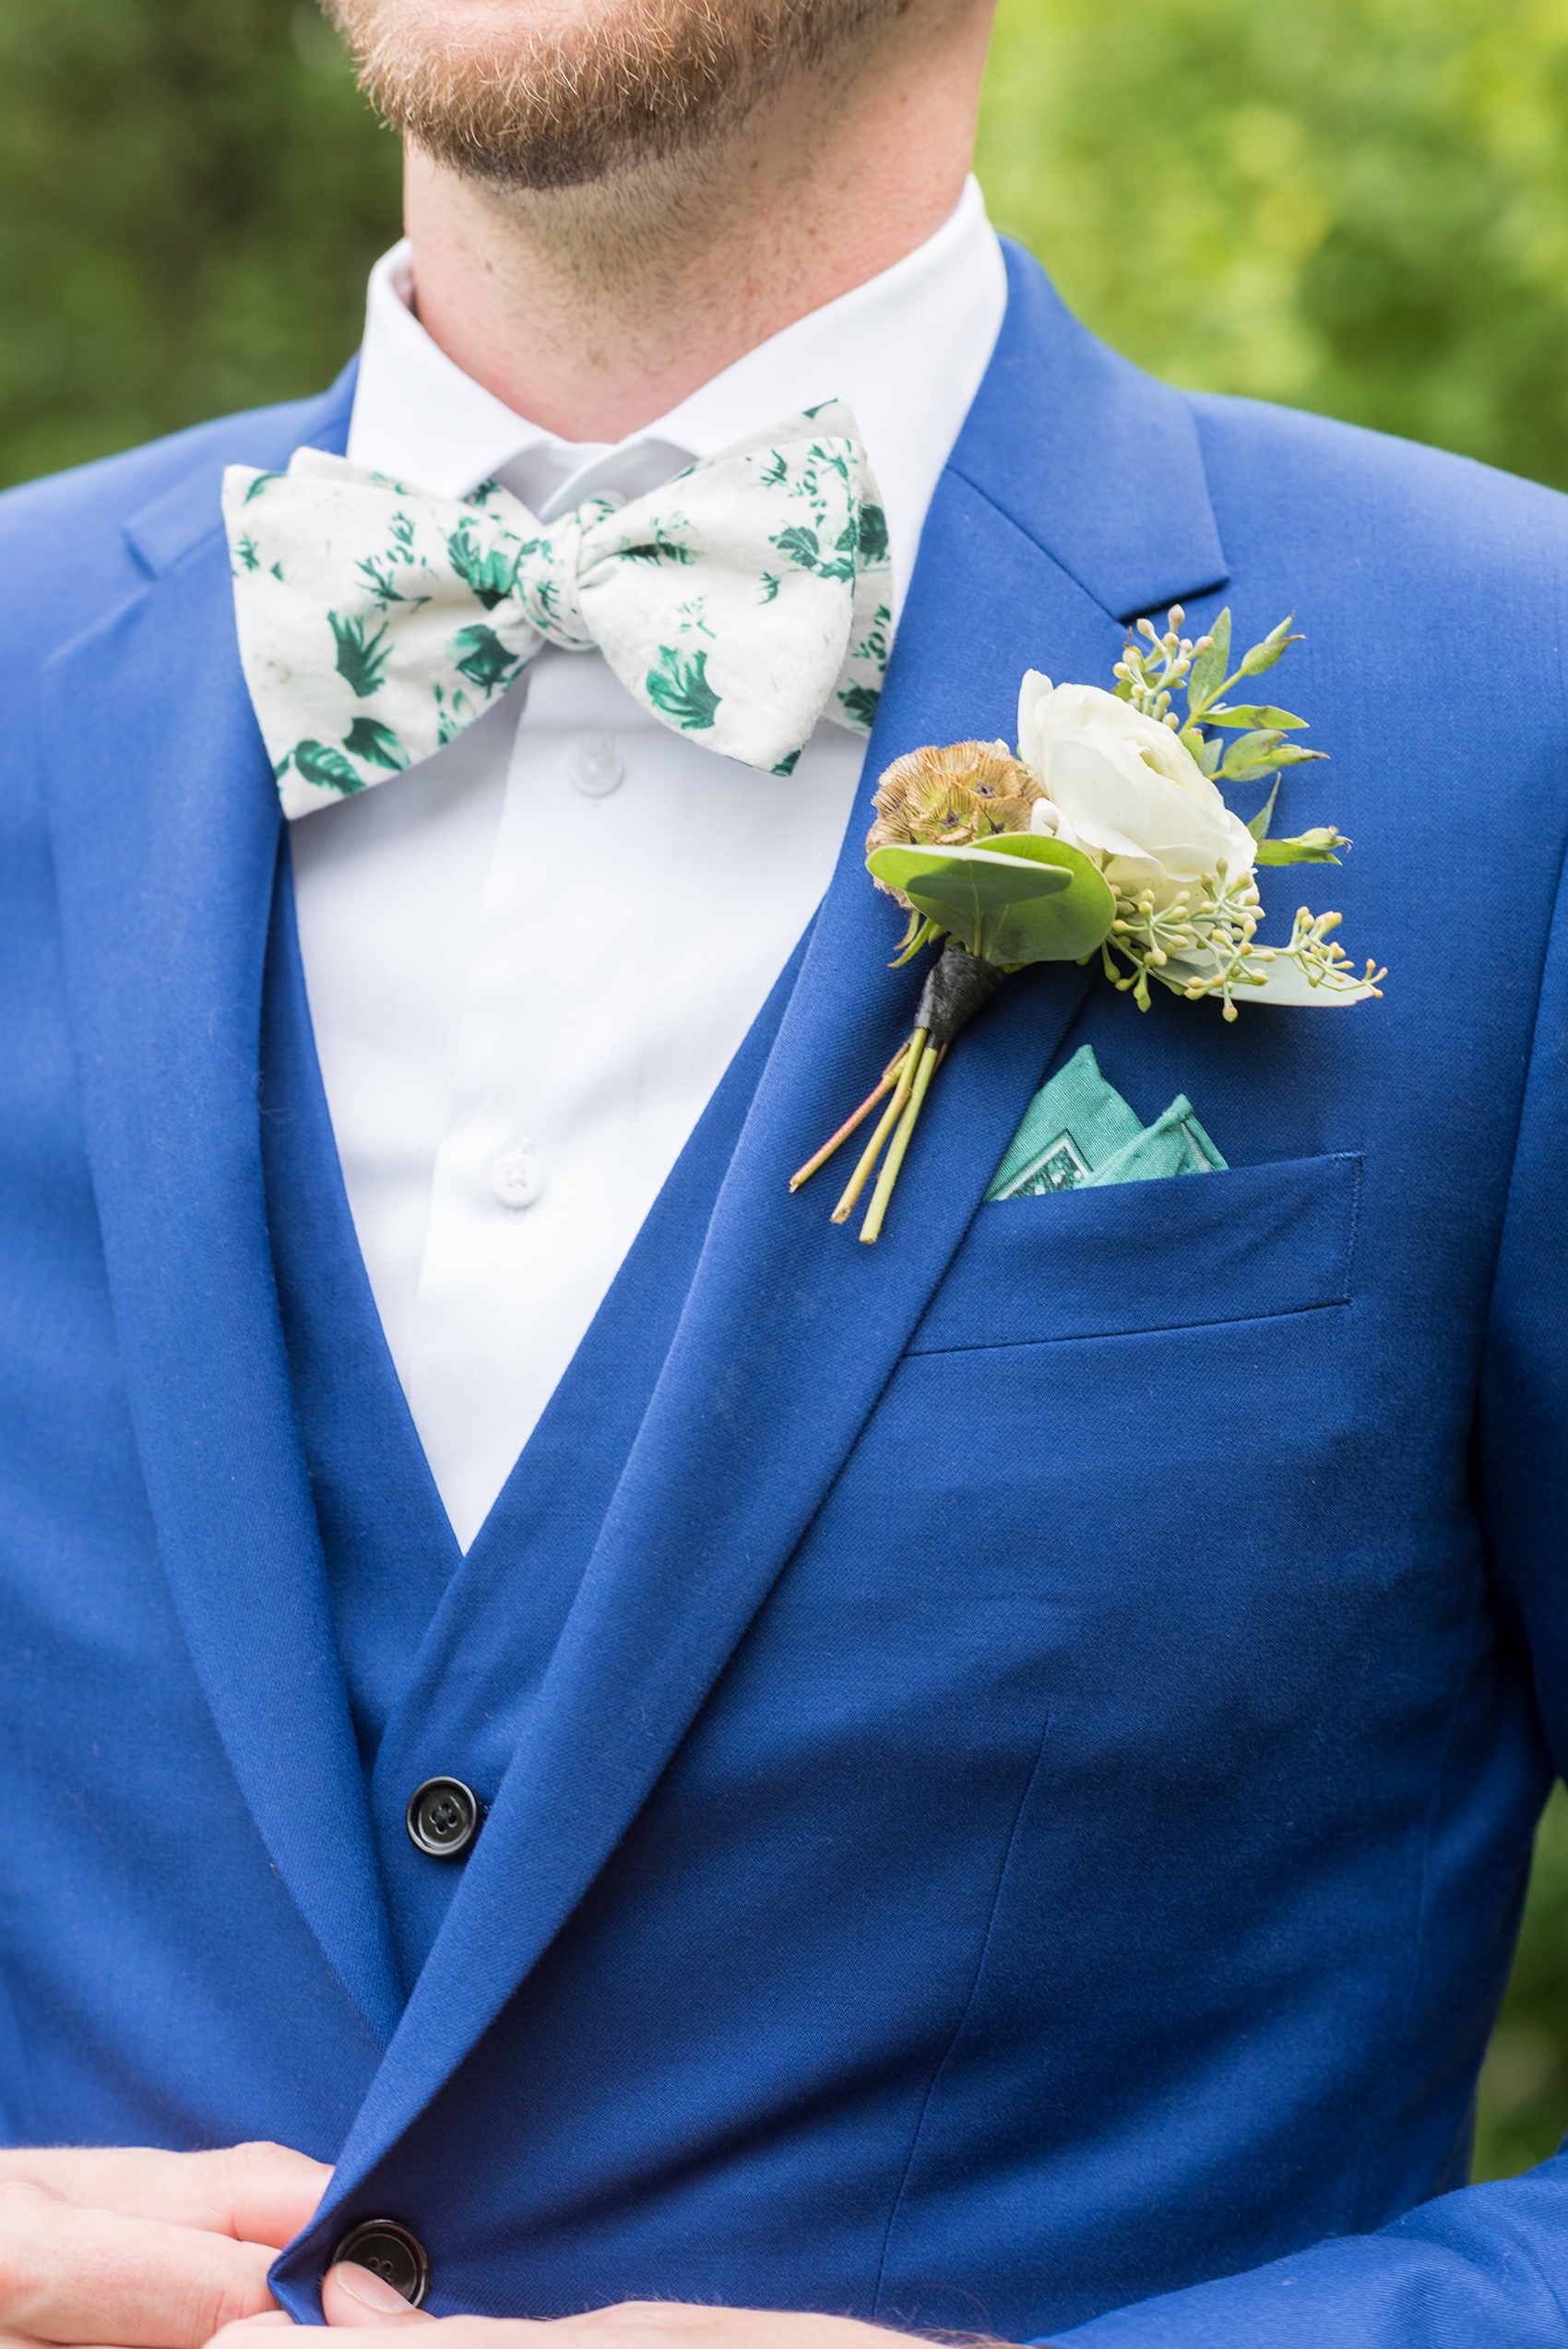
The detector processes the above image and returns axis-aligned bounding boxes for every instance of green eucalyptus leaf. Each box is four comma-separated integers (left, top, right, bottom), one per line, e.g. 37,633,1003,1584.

867,835,1115,966
1247,780,1281,841
1198,734,1223,779
868,842,1067,962
1206,703,1308,730
1271,744,1329,767
968,835,1119,964
1185,607,1230,713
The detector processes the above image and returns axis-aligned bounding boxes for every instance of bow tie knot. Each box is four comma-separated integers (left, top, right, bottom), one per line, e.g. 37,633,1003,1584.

445,495,600,650
223,404,894,818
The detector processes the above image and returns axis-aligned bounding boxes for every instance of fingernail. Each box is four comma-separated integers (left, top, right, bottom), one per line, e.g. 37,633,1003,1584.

330,2264,421,2315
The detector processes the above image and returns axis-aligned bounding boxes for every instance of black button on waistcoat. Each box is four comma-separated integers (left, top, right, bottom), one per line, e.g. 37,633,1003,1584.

405,1775,483,1858
330,2218,431,2307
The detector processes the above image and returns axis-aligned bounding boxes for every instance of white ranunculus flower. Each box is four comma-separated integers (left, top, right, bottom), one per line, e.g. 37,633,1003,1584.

1017,673,1257,905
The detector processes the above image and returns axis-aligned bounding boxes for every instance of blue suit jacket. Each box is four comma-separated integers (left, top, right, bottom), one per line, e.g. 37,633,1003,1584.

5,240,1568,2347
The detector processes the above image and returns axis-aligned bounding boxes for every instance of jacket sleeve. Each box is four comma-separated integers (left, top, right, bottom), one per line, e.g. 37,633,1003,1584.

1038,834,1568,2347
1042,2153,1568,2344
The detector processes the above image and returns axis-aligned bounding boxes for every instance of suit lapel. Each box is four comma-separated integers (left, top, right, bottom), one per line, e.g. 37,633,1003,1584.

40,376,403,2047
948,241,1228,624
283,246,1232,2255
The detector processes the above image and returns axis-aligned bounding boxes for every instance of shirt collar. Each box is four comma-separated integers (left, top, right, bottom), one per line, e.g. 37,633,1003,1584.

346,176,1007,614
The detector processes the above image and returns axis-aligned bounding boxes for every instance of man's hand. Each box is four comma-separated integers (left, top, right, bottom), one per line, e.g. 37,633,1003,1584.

0,2141,330,2348
217,2279,977,2349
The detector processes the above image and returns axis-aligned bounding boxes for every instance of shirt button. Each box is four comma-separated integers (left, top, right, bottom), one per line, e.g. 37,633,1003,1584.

490,1146,544,1209
330,2219,430,2307
567,735,624,797
406,1777,484,1859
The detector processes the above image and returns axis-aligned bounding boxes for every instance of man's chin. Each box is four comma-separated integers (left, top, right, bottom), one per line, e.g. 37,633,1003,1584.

323,0,908,195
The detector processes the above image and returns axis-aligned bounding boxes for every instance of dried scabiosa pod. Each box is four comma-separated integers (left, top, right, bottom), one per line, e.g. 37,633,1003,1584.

867,739,1041,903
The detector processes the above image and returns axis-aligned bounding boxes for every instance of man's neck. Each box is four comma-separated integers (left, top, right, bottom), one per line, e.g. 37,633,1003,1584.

401,6,994,444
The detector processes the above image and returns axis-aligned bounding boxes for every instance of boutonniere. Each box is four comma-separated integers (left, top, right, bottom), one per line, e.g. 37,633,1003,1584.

791,606,1384,1242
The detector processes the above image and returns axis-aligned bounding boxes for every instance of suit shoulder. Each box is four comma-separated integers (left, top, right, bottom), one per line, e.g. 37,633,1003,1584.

1187,388,1568,590
0,372,354,665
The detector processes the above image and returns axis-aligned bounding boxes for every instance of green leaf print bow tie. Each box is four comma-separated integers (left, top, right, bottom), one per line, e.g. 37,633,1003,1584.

222,401,894,819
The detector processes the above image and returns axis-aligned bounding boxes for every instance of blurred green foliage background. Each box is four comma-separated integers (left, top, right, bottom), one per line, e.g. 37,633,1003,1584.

980,0,1568,493
11,0,1568,492
0,0,399,489
1475,1787,1568,2181
2,0,1567,2180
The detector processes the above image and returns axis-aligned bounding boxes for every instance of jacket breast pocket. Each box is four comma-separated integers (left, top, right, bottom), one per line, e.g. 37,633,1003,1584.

907,1151,1363,1353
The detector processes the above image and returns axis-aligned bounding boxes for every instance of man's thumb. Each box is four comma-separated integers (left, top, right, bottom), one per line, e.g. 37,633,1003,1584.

322,2264,437,2326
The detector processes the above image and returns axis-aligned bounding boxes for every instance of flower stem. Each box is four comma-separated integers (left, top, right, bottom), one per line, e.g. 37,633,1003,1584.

789,1043,910,1192
798,943,1007,1246
831,1030,925,1224
860,1033,940,1244
890,915,943,971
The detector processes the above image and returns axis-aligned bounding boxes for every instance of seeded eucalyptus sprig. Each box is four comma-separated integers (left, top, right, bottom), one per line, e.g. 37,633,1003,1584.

1114,605,1347,865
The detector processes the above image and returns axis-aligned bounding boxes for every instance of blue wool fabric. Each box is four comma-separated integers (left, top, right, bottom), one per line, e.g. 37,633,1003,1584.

4,242,1568,2345
256,841,809,1990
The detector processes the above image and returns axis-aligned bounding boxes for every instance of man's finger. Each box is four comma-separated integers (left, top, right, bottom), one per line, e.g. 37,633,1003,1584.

320,2268,435,2328
307,2329,517,2348
0,2334,156,2349
0,2147,332,2249
0,2178,281,2346
204,2319,295,2346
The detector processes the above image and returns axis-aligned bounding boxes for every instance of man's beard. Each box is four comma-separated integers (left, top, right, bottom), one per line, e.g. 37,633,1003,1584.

322,0,914,192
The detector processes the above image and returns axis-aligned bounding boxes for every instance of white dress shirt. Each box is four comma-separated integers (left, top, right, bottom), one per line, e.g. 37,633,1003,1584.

291,178,1007,1548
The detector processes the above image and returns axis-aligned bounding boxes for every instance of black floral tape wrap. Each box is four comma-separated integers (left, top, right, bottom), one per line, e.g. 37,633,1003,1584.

914,945,1004,1051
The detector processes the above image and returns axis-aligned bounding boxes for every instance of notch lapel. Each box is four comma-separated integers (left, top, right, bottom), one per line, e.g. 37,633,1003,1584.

949,240,1229,623
282,245,1232,2262
40,384,403,2048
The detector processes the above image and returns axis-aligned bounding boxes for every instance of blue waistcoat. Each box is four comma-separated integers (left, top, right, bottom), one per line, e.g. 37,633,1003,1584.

257,843,805,1989
6,242,1568,2349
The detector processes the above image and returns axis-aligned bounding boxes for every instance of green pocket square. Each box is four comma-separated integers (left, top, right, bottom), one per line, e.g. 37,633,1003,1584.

985,1045,1228,1201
